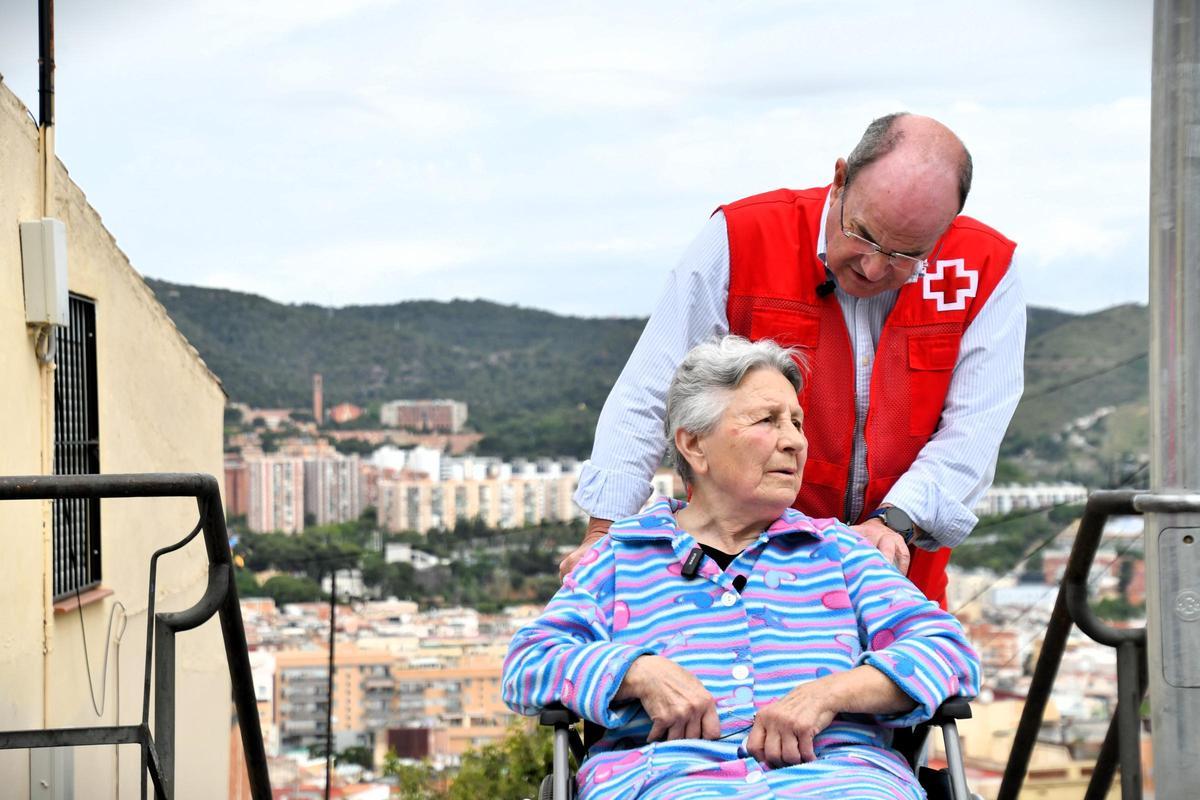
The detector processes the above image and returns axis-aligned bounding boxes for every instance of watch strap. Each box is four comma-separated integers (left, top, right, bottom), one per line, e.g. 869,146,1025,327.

866,506,916,544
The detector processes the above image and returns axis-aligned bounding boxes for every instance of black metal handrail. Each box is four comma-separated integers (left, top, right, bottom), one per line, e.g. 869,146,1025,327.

0,473,271,800
997,489,1159,800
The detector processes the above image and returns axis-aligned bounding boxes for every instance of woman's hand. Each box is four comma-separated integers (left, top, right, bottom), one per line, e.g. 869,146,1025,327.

559,517,612,578
746,666,916,767
745,682,836,766
614,655,721,742
849,518,911,574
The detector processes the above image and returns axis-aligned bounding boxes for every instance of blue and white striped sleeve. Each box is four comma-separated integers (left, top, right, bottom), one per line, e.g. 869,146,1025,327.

886,257,1027,549
572,213,731,521
502,540,655,727
837,528,981,727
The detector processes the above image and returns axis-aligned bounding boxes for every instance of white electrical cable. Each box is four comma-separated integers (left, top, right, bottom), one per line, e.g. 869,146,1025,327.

77,597,128,717
34,325,57,364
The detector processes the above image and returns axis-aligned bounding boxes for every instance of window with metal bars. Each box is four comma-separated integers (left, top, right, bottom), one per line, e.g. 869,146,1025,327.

52,294,101,600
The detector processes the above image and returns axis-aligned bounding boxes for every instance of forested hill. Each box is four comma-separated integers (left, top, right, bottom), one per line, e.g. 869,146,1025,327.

147,278,1149,476
147,278,644,456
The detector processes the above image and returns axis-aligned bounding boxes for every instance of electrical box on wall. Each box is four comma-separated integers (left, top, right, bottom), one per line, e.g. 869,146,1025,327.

20,217,69,327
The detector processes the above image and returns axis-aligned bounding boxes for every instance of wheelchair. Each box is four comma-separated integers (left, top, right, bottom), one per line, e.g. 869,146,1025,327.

537,697,980,800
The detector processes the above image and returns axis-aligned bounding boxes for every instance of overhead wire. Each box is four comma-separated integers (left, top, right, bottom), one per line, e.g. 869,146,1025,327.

950,461,1148,615
962,462,1150,670
1020,352,1148,402
987,535,1146,675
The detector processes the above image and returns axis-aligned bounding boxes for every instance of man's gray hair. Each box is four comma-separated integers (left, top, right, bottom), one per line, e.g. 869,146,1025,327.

665,335,804,488
845,112,974,212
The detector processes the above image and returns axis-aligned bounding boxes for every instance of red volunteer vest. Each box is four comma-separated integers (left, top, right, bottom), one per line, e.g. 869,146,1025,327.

722,187,1015,605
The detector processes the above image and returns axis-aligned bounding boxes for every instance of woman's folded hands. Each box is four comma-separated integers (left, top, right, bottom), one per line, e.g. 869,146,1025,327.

745,680,837,766
613,654,721,742
747,665,916,767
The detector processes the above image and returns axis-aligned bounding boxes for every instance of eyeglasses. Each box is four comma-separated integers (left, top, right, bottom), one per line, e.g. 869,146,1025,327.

839,193,939,273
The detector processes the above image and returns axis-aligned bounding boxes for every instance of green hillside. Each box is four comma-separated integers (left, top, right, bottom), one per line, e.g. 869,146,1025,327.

148,279,645,457
148,279,1149,480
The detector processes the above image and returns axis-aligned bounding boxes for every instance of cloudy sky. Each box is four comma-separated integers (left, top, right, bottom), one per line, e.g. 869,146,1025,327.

0,0,1151,317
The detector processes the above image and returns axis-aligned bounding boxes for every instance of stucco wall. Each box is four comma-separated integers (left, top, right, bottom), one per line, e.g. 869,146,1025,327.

0,77,233,798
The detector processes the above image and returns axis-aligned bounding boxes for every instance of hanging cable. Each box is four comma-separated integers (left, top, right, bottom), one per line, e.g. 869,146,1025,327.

1021,352,1148,402
965,468,1150,666
66,526,129,717
986,536,1145,674
74,591,128,717
950,461,1149,615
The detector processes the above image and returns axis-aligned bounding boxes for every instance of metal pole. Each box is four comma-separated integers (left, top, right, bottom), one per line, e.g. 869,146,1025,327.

38,0,54,128
1084,643,1147,800
153,620,176,799
552,727,571,800
1148,2,1200,796
1115,641,1144,798
325,567,336,800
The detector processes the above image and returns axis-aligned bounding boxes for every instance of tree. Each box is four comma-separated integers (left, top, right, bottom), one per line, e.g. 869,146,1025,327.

444,723,555,800
338,745,373,770
382,751,442,800
261,574,322,604
234,567,263,597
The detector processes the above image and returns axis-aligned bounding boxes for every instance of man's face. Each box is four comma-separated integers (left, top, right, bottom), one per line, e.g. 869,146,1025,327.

824,158,957,298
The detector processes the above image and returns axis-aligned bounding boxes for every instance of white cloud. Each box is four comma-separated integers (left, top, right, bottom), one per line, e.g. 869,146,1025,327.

0,0,1155,317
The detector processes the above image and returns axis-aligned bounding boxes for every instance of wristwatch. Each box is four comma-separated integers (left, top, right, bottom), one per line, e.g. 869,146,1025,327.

866,506,916,544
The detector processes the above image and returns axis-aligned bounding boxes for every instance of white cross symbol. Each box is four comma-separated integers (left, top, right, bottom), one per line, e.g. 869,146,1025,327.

922,259,978,312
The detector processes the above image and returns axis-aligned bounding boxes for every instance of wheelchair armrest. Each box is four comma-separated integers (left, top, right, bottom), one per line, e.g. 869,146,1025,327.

538,703,588,766
897,697,976,775
928,697,973,725
539,702,581,727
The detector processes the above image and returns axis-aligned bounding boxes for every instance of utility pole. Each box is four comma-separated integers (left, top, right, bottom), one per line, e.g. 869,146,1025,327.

1146,1,1200,795
325,566,336,800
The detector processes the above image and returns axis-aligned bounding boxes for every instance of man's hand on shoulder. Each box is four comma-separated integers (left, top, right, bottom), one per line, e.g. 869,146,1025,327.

559,517,613,579
848,518,911,575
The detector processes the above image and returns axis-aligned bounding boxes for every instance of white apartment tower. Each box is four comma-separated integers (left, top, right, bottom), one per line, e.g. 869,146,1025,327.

304,454,364,526
247,455,306,533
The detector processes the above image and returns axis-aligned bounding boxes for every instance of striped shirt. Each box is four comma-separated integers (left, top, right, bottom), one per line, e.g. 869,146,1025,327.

503,499,981,799
573,190,1026,549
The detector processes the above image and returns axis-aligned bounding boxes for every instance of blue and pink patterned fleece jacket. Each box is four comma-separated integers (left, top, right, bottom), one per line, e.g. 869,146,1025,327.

502,499,981,799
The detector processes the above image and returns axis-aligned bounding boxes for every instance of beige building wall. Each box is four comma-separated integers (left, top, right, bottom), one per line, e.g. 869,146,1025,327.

0,79,231,798
273,646,395,749
392,652,516,730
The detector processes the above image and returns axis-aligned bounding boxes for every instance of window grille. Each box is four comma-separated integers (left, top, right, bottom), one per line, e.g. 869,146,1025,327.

52,295,101,599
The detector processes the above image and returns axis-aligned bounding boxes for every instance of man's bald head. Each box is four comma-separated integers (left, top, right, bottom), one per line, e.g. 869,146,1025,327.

823,113,973,297
844,112,972,213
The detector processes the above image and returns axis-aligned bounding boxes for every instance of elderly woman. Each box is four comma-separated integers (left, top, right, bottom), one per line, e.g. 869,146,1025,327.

503,336,980,799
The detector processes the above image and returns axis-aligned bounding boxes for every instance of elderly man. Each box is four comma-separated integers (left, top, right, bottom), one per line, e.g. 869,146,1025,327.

565,113,1025,608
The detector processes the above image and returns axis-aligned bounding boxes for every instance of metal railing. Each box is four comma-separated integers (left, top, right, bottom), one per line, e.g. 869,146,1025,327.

997,489,1198,800
0,473,271,800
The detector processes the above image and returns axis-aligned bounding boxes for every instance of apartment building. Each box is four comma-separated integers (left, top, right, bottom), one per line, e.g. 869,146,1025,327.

225,452,251,517
389,652,518,759
380,399,469,433
304,453,364,526
377,462,674,534
973,482,1089,517
274,646,396,752
246,454,306,533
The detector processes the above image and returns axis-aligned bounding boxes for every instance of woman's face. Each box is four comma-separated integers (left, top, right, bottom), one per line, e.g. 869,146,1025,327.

695,367,807,516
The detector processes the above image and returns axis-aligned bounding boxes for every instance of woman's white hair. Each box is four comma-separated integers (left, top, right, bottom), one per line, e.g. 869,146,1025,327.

664,335,804,488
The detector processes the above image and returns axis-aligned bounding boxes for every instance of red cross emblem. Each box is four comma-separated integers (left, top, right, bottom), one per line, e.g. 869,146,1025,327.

922,259,978,311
